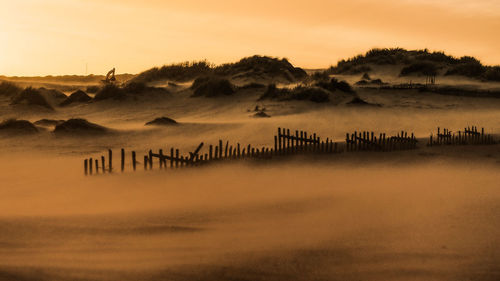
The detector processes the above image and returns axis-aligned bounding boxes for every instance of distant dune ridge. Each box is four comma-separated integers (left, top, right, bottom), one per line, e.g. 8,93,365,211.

327,48,500,81
131,55,307,84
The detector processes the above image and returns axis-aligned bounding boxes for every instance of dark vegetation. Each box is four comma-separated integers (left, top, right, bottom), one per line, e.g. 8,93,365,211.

93,82,169,101
34,119,65,127
54,119,109,135
145,117,178,126
239,82,267,90
59,90,91,106
10,87,54,110
94,84,125,101
258,84,330,103
190,77,235,97
355,73,387,86
329,48,500,81
0,81,22,97
419,85,500,98
132,56,307,83
346,97,381,107
0,119,38,134
259,78,356,103
253,111,271,118
314,78,355,93
86,85,100,93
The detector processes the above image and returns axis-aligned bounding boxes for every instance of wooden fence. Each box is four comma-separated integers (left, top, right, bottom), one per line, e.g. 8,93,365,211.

346,131,417,151
428,126,496,146
83,126,496,175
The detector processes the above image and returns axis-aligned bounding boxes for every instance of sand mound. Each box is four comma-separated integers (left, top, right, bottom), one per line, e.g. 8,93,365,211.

191,77,235,97
94,84,125,101
0,119,38,134
10,87,54,110
145,117,178,126
53,119,109,135
59,90,91,106
0,81,22,97
37,87,67,105
253,111,271,118
346,97,381,107
34,119,65,127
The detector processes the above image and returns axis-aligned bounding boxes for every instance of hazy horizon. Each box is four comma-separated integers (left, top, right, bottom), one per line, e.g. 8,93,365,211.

2,0,500,76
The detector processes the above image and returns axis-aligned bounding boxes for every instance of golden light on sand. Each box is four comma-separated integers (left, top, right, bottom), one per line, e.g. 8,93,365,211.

1,0,499,76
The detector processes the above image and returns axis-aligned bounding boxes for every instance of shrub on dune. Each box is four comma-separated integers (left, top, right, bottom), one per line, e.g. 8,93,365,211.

10,87,54,110
0,81,22,97
190,77,235,97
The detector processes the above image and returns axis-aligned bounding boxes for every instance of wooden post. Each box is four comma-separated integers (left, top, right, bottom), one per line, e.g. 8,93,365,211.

229,146,233,158
300,131,304,150
175,149,179,168
84,159,88,175
132,151,137,171
159,149,163,169
148,150,153,169
251,147,255,157
121,148,125,172
278,127,282,153
225,141,229,158
95,159,99,174
89,157,93,175
108,149,112,173
209,145,213,160
237,143,241,158
170,148,174,168
101,156,105,173
215,146,219,160
219,140,223,158
295,130,299,153
144,155,148,170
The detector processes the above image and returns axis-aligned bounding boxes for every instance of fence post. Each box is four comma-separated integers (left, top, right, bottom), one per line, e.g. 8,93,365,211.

237,143,241,158
121,148,125,172
89,157,93,175
225,141,229,158
84,159,88,175
132,151,136,171
95,159,99,174
219,140,223,158
108,149,112,173
101,156,105,173
175,149,180,168
148,150,153,169
144,155,148,170
159,149,163,169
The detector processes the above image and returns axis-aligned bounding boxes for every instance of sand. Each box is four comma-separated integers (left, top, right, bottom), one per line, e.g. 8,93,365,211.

0,76,499,281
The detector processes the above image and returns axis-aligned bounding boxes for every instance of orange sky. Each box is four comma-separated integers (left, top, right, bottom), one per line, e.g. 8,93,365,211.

1,0,499,76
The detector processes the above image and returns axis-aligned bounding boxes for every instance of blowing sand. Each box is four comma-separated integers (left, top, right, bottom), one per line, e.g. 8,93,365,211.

0,78,499,281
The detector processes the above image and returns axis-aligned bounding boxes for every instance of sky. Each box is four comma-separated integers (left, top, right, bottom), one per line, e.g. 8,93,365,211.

1,0,499,76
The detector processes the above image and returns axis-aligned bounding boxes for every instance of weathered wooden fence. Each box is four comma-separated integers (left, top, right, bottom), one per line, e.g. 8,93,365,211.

83,126,496,175
428,126,496,146
346,131,417,152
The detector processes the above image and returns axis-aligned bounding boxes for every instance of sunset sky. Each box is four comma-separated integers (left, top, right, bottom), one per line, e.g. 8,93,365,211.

1,0,499,76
